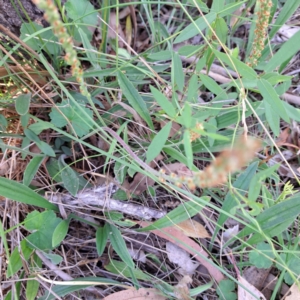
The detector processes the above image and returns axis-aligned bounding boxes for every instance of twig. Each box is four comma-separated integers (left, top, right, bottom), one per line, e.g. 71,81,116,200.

47,183,167,220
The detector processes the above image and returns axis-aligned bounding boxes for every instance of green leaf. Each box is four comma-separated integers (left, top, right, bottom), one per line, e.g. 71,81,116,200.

214,17,228,45
7,240,33,277
105,260,151,281
249,242,275,269
26,253,42,300
25,211,62,250
20,22,60,55
150,86,176,118
138,197,210,232
199,73,226,98
183,130,193,170
58,155,79,196
0,114,7,131
46,158,91,191
65,0,98,26
108,224,135,268
276,252,300,285
146,122,171,163
258,79,290,123
0,177,58,211
172,52,184,92
117,71,154,129
264,100,280,137
174,12,217,44
211,0,224,12
15,93,31,116
216,279,237,300
237,195,300,245
52,219,70,248
213,49,257,80
49,100,94,137
283,102,300,122
96,224,109,256
23,156,44,186
43,252,63,265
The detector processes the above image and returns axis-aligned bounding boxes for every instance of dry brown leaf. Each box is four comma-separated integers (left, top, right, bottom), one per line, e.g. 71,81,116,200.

285,282,300,300
164,162,194,177
138,221,224,283
173,275,193,300
176,219,210,239
230,3,246,27
166,242,200,275
103,287,167,300
238,276,266,300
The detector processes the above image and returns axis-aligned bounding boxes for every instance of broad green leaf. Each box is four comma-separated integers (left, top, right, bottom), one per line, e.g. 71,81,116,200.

23,156,44,186
213,49,257,80
264,100,280,137
49,100,94,137
25,210,62,250
216,279,237,300
108,224,135,268
15,93,31,115
263,30,300,73
38,277,122,300
0,177,58,211
283,102,300,122
58,156,79,196
150,86,176,118
147,50,172,61
7,240,33,277
211,0,224,12
43,252,63,265
36,141,56,157
146,122,172,163
114,161,127,184
117,71,153,129
26,253,42,300
183,130,193,170
214,17,228,45
258,79,290,122
20,22,60,55
237,195,300,245
172,52,184,92
24,129,40,143
200,73,226,98
174,12,217,44
46,158,91,191
249,242,275,269
26,278,40,300
138,197,210,232
52,219,70,247
65,0,98,26
105,260,151,281
0,114,7,131
96,224,109,256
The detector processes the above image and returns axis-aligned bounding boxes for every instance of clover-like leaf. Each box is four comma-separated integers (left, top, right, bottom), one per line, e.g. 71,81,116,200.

24,211,62,250
249,242,275,269
49,100,94,137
